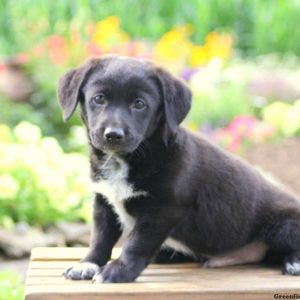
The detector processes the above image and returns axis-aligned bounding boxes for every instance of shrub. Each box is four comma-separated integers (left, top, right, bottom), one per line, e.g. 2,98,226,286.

0,122,91,227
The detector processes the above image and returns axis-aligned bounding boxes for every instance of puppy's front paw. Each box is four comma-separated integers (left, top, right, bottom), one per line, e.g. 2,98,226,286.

93,259,137,283
283,253,300,276
63,262,100,280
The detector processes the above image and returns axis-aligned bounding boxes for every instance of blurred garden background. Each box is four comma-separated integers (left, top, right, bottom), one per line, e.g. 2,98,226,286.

1,0,300,298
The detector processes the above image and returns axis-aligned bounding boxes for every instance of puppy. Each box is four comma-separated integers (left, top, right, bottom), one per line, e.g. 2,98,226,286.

58,55,300,283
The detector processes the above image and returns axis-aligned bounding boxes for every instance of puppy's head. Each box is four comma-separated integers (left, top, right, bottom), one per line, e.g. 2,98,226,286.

57,55,191,154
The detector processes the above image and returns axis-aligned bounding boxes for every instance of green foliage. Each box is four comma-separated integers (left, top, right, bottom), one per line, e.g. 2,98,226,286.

0,64,81,151
0,122,91,227
0,271,23,300
0,0,300,57
0,98,44,129
26,61,82,149
187,78,252,128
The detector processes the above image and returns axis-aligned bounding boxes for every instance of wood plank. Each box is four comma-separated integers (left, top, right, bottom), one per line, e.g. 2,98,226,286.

25,287,276,300
25,284,300,300
25,273,300,286
31,247,120,261
29,261,79,269
28,260,200,270
25,247,300,300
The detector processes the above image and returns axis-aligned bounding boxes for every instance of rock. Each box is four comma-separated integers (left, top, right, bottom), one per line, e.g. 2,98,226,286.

0,222,64,258
0,58,33,102
56,222,91,246
0,221,91,258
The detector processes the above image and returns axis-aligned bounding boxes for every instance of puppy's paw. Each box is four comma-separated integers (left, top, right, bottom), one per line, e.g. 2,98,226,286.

283,255,300,276
93,260,136,283
283,261,300,275
63,262,100,280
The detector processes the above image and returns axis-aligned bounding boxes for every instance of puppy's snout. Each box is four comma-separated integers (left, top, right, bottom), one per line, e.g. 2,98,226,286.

104,127,125,144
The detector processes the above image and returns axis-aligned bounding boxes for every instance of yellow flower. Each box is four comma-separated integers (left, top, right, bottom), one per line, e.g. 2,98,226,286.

62,153,89,176
154,25,193,67
189,32,233,68
0,124,12,142
72,180,89,196
0,174,19,199
1,216,15,229
187,122,198,132
294,99,300,115
92,16,129,51
205,32,233,61
262,102,291,129
261,101,300,136
283,109,300,136
189,45,209,67
41,137,64,167
37,169,66,198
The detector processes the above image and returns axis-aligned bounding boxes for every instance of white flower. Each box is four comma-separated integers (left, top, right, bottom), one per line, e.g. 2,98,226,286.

190,58,223,95
14,122,41,144
69,126,88,148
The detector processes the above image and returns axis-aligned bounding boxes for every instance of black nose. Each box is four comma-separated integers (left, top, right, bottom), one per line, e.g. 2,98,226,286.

104,127,125,143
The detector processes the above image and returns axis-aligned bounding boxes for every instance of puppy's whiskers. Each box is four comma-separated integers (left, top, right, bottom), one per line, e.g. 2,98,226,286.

101,153,114,169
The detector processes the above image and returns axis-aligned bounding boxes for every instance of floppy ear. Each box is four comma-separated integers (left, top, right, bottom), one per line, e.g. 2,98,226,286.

57,59,97,121
156,67,192,140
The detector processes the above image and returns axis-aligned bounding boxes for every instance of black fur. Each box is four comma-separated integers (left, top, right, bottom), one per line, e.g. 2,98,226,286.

58,55,300,283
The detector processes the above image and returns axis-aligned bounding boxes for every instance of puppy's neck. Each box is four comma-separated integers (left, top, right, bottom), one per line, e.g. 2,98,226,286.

89,127,180,182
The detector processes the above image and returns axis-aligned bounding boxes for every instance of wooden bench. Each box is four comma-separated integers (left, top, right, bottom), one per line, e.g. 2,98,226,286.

25,247,300,300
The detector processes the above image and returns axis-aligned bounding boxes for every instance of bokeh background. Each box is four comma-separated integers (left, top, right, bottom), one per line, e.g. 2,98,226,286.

1,1,300,298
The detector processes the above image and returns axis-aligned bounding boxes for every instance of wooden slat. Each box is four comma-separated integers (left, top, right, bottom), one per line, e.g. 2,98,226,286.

25,247,300,300
30,247,120,261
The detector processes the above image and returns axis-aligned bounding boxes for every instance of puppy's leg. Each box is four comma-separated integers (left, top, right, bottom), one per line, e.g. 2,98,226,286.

93,212,175,283
153,249,200,264
203,241,268,268
64,194,122,280
264,217,300,275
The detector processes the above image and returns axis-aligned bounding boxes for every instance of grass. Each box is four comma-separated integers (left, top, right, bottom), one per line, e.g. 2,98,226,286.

0,271,23,300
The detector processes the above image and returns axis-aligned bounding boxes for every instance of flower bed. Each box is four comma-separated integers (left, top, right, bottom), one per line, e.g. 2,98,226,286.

1,15,300,230
0,122,90,228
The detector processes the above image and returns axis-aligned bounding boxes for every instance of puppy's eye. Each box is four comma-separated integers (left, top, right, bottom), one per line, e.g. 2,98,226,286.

133,99,146,110
92,93,106,105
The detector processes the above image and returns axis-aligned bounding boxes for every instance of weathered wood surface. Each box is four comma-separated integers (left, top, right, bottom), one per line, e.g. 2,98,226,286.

25,247,300,300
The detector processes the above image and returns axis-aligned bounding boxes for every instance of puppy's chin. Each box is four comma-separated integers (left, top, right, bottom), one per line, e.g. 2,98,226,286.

91,140,141,155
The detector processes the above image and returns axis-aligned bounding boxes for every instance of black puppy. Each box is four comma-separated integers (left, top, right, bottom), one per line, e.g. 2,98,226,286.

58,55,300,283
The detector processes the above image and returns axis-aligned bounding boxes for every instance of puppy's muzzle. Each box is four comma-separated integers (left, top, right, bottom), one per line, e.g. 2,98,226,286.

104,127,125,145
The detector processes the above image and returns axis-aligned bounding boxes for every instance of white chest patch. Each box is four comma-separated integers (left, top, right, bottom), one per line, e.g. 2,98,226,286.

90,155,147,236
163,238,195,257
90,155,194,257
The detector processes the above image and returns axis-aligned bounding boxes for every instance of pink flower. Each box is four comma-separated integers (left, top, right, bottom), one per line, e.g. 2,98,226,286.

16,52,29,64
227,115,257,138
0,63,6,72
86,41,102,57
47,35,68,66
